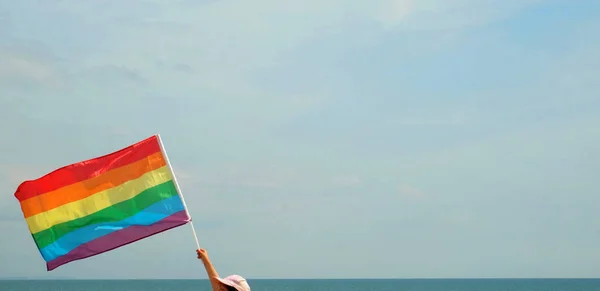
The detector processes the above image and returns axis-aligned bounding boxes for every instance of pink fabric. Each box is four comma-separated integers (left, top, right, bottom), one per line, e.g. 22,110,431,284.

217,275,251,291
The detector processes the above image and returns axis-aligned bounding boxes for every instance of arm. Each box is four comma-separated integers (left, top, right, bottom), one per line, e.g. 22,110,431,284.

197,249,225,291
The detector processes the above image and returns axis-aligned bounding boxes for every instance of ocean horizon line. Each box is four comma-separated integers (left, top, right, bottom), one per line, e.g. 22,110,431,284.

2,277,600,281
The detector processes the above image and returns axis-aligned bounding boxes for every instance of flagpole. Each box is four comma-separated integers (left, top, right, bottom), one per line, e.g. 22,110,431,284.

156,134,201,250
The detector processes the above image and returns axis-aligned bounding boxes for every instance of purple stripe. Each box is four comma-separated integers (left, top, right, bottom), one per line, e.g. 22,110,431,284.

46,211,190,271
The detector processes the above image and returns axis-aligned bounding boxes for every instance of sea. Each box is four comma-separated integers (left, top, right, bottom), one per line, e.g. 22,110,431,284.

1,279,600,291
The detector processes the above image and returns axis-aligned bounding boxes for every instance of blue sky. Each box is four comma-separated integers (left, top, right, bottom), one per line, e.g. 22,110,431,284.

1,0,600,280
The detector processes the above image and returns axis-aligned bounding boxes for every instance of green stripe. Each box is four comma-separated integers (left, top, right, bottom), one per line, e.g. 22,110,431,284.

32,180,179,249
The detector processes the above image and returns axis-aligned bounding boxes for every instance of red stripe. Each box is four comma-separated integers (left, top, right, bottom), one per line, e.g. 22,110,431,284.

46,210,189,271
14,135,161,202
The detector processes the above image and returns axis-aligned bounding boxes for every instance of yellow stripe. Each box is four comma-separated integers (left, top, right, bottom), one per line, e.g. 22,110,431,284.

26,166,173,234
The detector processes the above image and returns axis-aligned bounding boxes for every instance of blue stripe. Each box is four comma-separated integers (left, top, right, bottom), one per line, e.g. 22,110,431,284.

40,195,185,262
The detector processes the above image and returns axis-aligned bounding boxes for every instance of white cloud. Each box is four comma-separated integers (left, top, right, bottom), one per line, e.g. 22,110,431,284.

376,0,542,30
331,175,363,187
398,184,425,199
192,165,301,190
549,20,600,101
0,52,60,86
0,0,543,131
377,0,415,29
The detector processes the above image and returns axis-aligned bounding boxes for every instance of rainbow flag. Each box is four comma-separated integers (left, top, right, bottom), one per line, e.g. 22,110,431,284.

13,135,192,271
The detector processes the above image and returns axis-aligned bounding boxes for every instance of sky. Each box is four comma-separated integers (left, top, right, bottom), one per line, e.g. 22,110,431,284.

1,0,600,280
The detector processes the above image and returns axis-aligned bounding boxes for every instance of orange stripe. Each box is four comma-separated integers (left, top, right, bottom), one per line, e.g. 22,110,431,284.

20,152,167,218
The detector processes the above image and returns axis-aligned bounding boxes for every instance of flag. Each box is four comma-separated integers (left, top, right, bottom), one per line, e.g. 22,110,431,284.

13,135,191,271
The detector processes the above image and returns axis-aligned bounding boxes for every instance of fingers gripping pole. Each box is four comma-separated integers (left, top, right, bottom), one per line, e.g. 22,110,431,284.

156,134,201,250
